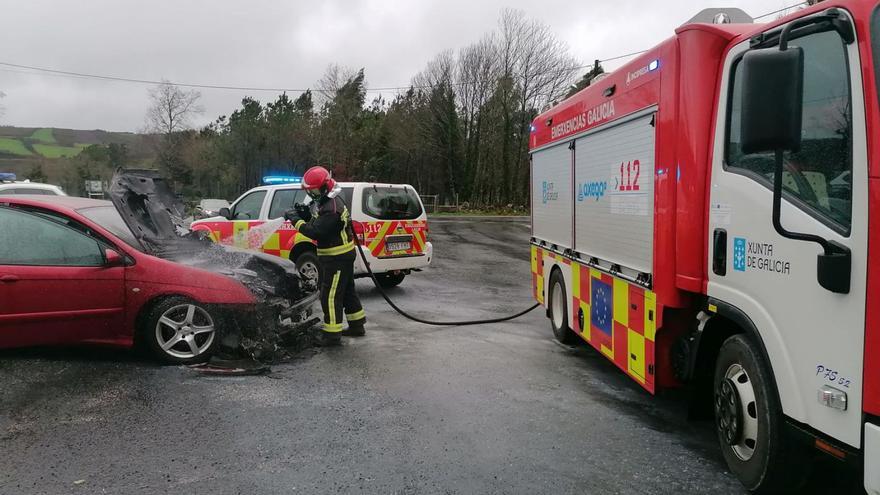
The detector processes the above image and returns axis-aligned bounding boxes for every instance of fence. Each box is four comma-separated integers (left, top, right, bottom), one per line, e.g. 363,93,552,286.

420,195,438,214
420,194,462,214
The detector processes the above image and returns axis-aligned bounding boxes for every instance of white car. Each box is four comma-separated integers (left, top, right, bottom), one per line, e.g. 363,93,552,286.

194,198,230,219
0,181,66,196
191,181,432,288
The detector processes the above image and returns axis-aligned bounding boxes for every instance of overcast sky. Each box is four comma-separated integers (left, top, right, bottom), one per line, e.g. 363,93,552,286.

0,0,797,132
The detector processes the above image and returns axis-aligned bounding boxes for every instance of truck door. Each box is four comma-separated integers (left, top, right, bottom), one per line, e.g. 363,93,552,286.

708,19,867,449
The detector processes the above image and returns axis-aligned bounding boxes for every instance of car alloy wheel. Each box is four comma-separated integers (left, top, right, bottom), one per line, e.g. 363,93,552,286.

155,303,216,360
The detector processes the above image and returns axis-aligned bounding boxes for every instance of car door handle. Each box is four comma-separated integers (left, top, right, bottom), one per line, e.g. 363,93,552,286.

0,274,20,283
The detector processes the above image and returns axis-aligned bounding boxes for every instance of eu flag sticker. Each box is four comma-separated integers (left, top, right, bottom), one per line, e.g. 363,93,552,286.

733,237,746,272
590,278,613,335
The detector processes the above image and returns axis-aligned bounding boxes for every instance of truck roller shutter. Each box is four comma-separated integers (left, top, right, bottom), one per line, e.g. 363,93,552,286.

574,112,656,275
531,142,573,250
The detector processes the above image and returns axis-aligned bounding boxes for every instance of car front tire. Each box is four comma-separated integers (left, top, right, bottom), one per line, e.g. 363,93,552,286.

142,297,221,364
294,251,320,287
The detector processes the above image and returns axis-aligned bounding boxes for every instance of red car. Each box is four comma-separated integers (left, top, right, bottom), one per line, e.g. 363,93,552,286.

0,171,315,363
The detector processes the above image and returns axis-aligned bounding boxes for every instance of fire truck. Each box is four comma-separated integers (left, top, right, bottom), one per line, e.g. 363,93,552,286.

529,2,879,492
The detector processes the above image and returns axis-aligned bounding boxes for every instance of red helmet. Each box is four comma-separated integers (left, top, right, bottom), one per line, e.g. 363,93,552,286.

302,165,336,199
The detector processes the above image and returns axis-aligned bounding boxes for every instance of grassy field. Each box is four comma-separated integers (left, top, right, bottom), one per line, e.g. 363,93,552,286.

0,127,92,158
32,143,87,158
0,137,33,156
29,128,56,143
0,127,150,187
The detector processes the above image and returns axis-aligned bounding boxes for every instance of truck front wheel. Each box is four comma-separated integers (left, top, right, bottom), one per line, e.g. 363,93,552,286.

714,334,807,494
548,269,575,344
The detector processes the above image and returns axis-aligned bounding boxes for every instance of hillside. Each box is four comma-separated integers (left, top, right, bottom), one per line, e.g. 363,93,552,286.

0,126,154,194
0,126,141,160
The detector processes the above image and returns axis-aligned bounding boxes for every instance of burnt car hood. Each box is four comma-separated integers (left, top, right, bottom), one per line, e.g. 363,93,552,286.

108,169,313,300
109,169,200,257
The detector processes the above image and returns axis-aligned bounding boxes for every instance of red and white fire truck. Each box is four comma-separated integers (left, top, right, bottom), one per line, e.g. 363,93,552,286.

530,2,880,492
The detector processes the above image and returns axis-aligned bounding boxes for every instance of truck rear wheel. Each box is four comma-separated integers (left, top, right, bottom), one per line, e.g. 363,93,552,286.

714,334,807,494
548,269,575,344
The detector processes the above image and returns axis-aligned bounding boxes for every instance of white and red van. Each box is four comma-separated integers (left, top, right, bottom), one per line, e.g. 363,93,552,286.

191,181,432,288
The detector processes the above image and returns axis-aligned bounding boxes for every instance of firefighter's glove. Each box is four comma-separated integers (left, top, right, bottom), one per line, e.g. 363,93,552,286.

283,208,300,223
294,203,312,223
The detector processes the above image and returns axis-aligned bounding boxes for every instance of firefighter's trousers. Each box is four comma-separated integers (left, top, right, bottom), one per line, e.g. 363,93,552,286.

319,251,365,334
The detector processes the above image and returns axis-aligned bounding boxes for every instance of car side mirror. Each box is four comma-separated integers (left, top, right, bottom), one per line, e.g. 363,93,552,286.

219,207,231,220
740,46,803,154
104,249,124,267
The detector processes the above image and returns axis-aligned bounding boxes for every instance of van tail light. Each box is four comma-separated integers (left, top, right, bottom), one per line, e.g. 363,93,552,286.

352,221,365,244
424,223,429,242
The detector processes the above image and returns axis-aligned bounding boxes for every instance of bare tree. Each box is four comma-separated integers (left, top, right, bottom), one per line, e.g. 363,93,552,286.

495,8,579,203
146,80,203,136
316,64,361,106
412,51,462,197
145,81,203,186
457,35,499,204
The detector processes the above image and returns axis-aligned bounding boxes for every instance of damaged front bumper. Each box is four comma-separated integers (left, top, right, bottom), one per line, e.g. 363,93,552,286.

215,256,322,361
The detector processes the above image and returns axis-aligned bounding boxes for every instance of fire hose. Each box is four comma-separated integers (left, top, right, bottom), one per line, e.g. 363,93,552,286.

344,200,540,326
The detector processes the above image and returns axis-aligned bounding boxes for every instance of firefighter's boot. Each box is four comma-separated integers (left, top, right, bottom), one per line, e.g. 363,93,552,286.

341,320,366,337
313,330,342,347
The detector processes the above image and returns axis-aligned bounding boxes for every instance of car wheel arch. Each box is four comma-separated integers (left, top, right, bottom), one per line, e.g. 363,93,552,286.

289,241,316,262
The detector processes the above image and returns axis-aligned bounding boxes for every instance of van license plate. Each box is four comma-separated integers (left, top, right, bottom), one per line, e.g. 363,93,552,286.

386,241,411,252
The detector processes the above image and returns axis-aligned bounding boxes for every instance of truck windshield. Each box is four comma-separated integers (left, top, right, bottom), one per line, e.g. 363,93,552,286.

77,205,144,251
362,186,423,220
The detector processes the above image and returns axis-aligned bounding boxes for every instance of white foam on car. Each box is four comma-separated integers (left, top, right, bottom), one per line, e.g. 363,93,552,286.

245,217,286,249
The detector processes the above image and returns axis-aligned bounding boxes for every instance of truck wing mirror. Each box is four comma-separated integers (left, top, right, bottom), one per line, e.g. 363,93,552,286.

739,21,850,294
219,207,231,220
740,46,803,154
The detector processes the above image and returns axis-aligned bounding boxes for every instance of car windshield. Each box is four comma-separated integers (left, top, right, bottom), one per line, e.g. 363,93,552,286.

77,205,144,251
362,186,423,220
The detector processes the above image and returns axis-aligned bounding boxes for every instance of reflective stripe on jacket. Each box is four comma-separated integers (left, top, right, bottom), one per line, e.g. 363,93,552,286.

294,195,354,257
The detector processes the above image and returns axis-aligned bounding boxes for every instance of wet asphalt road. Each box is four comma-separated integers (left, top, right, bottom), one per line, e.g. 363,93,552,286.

0,217,800,494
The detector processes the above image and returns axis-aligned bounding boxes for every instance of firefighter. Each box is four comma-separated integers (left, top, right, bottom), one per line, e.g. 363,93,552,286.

284,166,365,346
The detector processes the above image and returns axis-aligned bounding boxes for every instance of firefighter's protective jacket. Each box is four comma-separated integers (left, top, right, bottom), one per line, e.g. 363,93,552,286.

294,195,354,258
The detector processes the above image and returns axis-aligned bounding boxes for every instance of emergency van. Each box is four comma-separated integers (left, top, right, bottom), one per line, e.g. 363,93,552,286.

191,182,432,288
530,2,880,492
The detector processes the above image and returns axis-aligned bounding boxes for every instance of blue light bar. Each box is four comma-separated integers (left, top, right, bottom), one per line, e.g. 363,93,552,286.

263,175,302,185
648,59,660,71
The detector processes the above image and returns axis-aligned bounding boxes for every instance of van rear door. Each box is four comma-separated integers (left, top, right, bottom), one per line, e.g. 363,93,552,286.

357,185,428,258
